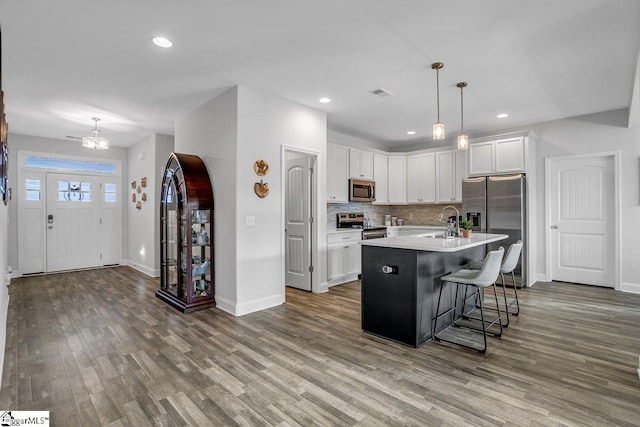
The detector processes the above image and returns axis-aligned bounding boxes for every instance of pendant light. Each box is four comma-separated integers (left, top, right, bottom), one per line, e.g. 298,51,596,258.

82,117,109,150
431,62,445,140
456,82,469,150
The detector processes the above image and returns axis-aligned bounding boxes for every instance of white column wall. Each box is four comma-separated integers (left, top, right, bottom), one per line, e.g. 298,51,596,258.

175,85,327,316
235,86,327,314
174,87,239,314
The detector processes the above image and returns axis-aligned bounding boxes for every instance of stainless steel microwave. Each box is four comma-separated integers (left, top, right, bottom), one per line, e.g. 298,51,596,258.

349,179,376,202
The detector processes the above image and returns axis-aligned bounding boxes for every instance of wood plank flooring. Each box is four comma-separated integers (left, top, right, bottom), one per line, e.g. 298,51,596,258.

0,267,639,426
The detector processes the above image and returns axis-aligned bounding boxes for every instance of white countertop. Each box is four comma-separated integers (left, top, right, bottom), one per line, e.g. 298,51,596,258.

359,232,508,252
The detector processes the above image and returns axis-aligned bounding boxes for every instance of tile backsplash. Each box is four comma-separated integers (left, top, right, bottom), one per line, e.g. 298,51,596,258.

327,202,462,228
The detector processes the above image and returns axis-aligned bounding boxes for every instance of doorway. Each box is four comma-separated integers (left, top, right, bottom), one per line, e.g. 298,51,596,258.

545,152,620,288
17,152,122,275
283,148,317,292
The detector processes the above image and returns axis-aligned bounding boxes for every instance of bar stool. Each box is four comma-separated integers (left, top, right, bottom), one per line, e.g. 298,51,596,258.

469,240,523,327
433,247,504,353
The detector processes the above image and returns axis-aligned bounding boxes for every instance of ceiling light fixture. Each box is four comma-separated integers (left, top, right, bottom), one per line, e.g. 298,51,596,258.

456,82,469,151
318,97,331,104
82,117,109,150
152,36,173,48
497,113,509,119
407,130,416,135
431,62,445,140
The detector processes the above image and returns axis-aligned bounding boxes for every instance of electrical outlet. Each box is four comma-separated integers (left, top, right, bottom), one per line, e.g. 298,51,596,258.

246,215,256,227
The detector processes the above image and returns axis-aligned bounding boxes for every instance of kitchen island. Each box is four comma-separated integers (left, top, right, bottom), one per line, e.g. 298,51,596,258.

360,232,508,348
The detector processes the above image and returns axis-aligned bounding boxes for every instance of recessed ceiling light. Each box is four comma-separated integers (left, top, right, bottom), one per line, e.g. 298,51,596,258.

407,131,416,135
152,36,173,48
497,113,509,119
318,97,331,104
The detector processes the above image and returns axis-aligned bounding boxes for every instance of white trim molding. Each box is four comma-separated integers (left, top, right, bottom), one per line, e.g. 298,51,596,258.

125,260,160,277
0,295,9,390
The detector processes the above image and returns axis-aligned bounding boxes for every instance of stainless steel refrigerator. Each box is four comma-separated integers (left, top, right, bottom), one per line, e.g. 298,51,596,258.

462,174,527,286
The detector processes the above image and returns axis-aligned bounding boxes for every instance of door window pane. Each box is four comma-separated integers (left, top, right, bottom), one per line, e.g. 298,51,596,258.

26,156,117,174
57,180,92,202
105,183,117,203
25,179,41,201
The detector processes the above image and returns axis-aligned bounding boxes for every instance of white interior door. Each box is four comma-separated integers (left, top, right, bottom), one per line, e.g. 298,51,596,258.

549,156,614,286
285,155,312,291
46,173,102,272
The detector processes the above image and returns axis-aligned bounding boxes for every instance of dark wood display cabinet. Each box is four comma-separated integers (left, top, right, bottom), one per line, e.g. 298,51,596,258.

157,152,215,313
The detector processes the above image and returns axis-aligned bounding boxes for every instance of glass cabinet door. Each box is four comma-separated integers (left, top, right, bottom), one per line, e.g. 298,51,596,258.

163,181,179,297
191,209,212,300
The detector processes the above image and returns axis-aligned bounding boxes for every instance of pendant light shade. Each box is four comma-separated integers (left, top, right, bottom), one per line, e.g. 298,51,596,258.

82,117,109,150
432,62,445,140
456,82,468,150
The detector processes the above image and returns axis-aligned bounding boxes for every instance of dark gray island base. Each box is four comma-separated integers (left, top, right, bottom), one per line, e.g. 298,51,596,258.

360,233,508,348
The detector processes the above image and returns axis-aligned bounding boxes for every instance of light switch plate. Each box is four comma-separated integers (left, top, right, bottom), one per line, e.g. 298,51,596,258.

246,215,256,227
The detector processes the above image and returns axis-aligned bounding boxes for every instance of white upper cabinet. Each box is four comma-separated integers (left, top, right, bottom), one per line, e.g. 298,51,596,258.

436,149,467,202
388,155,407,204
407,153,436,203
468,137,525,176
349,148,374,180
327,143,349,203
373,153,388,205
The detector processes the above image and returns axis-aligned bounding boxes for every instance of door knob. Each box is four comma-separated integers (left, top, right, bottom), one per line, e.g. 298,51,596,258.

48,225,53,229
550,225,558,229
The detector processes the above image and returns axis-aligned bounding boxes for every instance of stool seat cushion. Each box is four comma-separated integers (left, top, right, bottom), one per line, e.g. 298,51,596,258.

441,269,495,287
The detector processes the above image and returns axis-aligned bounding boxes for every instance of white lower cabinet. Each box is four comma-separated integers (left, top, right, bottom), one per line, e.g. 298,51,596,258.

327,231,362,286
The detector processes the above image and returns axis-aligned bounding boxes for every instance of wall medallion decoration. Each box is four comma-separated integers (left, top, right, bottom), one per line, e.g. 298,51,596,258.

141,177,147,187
136,201,142,209
132,193,136,202
141,193,147,202
254,179,269,198
253,159,269,176
137,186,141,193
131,180,136,189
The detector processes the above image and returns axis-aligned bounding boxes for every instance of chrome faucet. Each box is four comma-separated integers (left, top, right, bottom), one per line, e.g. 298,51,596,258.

437,205,460,237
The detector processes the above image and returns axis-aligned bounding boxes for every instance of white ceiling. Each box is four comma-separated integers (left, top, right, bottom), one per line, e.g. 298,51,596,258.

1,0,639,149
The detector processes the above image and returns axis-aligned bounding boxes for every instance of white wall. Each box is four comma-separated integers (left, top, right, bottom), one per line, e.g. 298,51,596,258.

527,110,640,291
126,134,174,276
175,87,239,314
235,86,327,313
175,85,327,316
6,134,129,275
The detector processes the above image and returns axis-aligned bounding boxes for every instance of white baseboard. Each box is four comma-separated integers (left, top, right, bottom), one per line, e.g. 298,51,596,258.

316,281,329,293
236,293,285,316
620,282,640,294
215,293,285,317
125,260,160,277
0,294,10,390
214,295,236,316
535,273,548,284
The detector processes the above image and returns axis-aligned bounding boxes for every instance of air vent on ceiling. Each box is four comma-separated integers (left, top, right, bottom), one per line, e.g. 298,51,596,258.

369,88,393,97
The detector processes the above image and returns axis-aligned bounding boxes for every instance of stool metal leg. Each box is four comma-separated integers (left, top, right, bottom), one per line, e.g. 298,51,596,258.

510,271,520,316
500,272,511,327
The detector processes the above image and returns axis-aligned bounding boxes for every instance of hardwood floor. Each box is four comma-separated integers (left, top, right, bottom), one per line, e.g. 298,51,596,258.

0,267,638,426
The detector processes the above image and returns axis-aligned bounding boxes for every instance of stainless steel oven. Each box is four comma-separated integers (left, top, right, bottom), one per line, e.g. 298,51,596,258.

336,212,387,239
362,228,387,240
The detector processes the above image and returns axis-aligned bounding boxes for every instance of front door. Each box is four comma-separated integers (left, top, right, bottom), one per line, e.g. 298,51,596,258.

285,155,313,291
46,173,102,272
548,155,615,287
